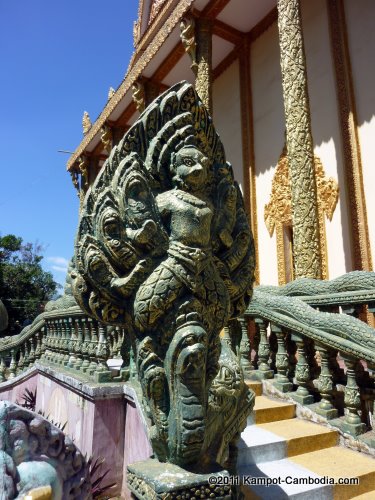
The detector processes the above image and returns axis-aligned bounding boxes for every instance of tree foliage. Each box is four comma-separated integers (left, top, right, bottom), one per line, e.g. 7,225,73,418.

0,234,61,334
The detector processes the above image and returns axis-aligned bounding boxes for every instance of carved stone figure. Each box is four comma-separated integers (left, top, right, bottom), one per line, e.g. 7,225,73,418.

0,401,91,499
72,82,255,470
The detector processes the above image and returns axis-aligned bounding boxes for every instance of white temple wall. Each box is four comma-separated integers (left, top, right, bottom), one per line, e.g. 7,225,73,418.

301,0,354,277
251,22,284,286
344,0,375,267
212,60,244,189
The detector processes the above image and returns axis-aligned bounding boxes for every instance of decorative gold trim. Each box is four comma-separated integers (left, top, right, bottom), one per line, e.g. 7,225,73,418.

277,0,322,279
195,18,213,113
264,147,339,284
239,40,259,285
67,0,195,171
327,0,373,271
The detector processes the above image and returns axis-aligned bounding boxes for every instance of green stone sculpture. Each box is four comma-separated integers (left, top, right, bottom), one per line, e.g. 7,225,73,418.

72,82,255,471
0,401,91,498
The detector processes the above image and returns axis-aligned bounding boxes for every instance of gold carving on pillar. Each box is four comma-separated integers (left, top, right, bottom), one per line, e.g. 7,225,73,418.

132,80,146,113
180,16,198,74
265,146,339,284
195,18,213,113
82,111,92,136
277,0,321,279
327,0,372,271
101,124,113,154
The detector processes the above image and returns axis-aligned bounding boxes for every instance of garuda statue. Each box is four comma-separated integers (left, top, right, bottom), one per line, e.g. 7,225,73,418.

72,82,255,471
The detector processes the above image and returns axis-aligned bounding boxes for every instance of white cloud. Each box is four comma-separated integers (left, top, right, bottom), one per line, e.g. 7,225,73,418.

47,256,70,267
51,265,68,273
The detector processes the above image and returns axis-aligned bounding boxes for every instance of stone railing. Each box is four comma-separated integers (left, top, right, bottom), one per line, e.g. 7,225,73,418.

0,306,128,383
242,271,375,444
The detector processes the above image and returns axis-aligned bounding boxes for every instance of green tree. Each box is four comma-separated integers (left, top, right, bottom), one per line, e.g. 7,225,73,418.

0,234,61,334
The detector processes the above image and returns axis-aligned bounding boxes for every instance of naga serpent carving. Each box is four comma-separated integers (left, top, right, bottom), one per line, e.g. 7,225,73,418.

72,82,255,469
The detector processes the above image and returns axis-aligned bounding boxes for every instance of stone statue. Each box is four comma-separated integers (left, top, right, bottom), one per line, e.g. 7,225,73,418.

0,401,91,499
72,82,255,471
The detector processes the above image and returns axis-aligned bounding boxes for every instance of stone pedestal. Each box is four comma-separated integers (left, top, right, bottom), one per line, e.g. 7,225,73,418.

127,459,233,499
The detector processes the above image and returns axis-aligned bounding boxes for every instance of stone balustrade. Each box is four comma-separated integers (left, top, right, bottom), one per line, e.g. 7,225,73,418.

241,271,375,445
0,306,128,383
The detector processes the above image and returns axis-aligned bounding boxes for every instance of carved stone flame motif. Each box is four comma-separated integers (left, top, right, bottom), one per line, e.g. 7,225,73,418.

264,145,339,282
72,82,255,469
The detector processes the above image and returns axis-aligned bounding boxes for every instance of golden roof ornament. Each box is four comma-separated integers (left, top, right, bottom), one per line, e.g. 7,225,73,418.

107,87,115,101
82,111,92,136
101,124,113,154
149,0,167,24
180,16,198,75
132,80,146,112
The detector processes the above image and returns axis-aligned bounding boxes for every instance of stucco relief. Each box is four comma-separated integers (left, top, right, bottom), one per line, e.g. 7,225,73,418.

264,145,339,284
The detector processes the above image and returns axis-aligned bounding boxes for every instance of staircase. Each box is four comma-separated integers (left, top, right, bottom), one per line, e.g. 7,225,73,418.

238,381,375,499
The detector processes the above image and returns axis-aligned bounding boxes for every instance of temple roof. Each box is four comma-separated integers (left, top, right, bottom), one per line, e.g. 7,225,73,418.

67,0,277,173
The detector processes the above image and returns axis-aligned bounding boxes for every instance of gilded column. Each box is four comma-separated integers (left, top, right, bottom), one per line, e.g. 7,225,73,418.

277,0,321,279
239,40,259,283
327,0,372,271
195,18,213,113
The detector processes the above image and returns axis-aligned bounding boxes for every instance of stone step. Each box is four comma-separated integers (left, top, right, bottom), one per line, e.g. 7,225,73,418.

238,419,338,466
249,395,296,424
246,380,263,397
289,447,375,500
239,457,332,499
239,444,375,500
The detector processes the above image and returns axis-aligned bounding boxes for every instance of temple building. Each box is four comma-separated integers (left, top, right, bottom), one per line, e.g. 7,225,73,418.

67,0,374,287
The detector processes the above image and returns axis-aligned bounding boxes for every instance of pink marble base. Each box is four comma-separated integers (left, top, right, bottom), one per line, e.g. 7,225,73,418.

0,368,38,404
122,399,153,498
0,366,154,498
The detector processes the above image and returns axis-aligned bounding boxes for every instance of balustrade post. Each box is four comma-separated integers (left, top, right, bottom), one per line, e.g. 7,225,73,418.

315,344,338,419
57,319,64,364
34,330,42,361
67,317,77,369
290,334,314,404
272,324,293,392
88,319,99,375
9,348,18,379
254,319,273,380
40,326,47,358
74,318,84,371
94,323,112,382
62,319,70,365
81,318,91,372
0,354,6,382
340,356,366,436
28,338,36,368
17,345,25,374
239,317,254,379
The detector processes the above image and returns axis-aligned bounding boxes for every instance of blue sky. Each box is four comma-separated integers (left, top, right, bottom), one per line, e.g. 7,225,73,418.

0,0,139,287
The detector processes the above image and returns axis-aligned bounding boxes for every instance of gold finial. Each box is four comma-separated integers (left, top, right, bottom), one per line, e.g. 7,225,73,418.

108,87,115,101
82,111,92,136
